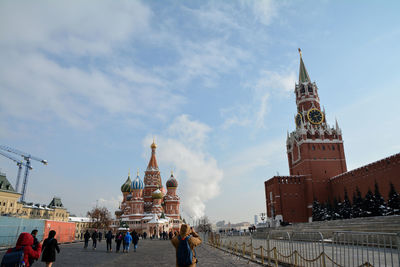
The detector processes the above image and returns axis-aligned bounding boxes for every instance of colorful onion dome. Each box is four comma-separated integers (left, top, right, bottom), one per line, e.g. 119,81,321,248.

131,170,144,190
121,173,132,193
152,189,163,199
166,171,178,188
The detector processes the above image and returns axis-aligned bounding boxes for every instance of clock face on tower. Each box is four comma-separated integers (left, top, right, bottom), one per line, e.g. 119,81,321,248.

295,113,302,127
307,108,324,124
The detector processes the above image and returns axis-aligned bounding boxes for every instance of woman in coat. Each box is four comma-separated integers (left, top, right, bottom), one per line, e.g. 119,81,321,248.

132,231,139,252
5,232,42,267
41,230,60,267
171,225,202,267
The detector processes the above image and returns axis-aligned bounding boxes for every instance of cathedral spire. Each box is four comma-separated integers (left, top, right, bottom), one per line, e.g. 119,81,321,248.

147,139,159,171
298,48,311,83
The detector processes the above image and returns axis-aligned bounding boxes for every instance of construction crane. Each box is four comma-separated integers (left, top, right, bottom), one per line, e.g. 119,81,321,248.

0,145,47,202
0,150,32,192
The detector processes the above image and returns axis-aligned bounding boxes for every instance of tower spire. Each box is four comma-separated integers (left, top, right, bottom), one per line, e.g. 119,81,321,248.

147,140,159,171
298,48,311,83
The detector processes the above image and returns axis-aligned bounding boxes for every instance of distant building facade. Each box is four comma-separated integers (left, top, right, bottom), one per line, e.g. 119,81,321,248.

264,50,400,223
114,141,182,237
0,172,70,221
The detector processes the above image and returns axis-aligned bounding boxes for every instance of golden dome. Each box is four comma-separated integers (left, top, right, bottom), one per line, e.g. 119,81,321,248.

151,138,157,149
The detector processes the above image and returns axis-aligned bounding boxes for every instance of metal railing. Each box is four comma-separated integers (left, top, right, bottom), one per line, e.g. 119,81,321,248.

208,230,400,267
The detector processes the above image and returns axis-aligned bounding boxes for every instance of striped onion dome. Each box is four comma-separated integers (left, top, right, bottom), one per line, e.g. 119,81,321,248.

121,173,132,193
166,172,178,188
152,189,163,199
131,172,144,190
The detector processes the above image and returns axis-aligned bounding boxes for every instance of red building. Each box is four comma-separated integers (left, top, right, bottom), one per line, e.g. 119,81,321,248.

264,49,400,223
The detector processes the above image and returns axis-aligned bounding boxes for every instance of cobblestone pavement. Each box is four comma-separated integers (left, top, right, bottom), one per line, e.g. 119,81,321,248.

0,240,260,266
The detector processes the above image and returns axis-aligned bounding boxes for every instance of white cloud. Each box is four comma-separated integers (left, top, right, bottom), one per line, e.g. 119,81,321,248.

221,69,296,129
0,1,152,55
143,115,223,219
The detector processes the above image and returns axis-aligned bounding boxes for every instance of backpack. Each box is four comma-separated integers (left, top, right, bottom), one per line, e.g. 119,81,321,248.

1,246,25,267
177,236,193,266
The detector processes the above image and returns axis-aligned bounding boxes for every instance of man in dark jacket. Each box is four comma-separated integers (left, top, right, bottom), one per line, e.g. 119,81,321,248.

29,230,39,266
105,230,114,252
84,230,90,249
132,231,139,252
92,230,98,250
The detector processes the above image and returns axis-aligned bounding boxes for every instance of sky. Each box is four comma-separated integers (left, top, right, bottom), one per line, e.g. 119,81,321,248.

0,0,399,224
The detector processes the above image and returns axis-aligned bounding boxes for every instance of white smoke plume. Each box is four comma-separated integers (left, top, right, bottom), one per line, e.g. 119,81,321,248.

143,115,223,220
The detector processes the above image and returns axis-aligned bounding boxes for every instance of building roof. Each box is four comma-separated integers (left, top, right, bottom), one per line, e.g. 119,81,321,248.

0,172,17,193
49,197,64,208
298,48,311,83
69,216,92,222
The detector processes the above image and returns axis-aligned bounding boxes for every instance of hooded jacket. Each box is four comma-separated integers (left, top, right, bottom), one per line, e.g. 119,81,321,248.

124,232,132,244
171,225,202,267
6,232,42,267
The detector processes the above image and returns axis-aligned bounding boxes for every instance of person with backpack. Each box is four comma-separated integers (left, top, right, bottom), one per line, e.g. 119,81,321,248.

91,230,98,250
171,224,202,267
115,232,123,253
41,230,60,267
1,232,42,267
123,232,132,253
83,230,90,249
105,230,114,252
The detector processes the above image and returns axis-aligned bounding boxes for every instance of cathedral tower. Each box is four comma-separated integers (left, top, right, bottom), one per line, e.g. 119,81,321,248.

164,172,180,220
143,140,163,212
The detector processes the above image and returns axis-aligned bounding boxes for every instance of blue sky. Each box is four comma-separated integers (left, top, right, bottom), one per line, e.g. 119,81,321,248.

0,0,399,223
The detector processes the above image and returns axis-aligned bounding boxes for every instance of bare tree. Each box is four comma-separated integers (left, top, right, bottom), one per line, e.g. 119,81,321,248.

196,216,212,233
87,206,112,230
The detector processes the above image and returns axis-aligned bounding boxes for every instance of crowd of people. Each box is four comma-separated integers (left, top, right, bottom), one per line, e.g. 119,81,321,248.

82,229,140,253
1,224,203,267
1,230,60,267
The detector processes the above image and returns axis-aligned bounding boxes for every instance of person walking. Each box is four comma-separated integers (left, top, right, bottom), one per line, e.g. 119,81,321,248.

41,230,60,267
115,232,122,253
123,232,132,253
83,230,90,249
98,231,102,243
92,230,98,250
29,229,39,266
105,230,113,252
3,232,42,267
171,225,202,267
143,232,147,239
132,231,139,252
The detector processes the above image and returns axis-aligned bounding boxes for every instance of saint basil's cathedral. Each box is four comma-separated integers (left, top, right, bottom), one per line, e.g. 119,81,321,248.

114,141,181,236
265,50,400,223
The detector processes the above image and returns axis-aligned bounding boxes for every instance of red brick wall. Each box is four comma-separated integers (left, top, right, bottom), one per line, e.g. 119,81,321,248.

265,176,308,222
330,153,400,202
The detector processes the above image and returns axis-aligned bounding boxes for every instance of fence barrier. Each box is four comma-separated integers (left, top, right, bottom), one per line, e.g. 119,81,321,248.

208,230,400,267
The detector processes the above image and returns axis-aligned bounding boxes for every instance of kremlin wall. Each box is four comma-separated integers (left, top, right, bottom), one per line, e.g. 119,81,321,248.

264,50,400,223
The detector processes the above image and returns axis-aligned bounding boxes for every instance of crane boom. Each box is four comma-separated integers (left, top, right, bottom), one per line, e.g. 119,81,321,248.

0,150,32,193
0,145,48,165
0,145,47,202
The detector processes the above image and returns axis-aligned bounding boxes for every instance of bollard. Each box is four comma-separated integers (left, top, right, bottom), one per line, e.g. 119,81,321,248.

260,246,264,264
243,242,245,257
251,245,253,260
274,247,278,267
